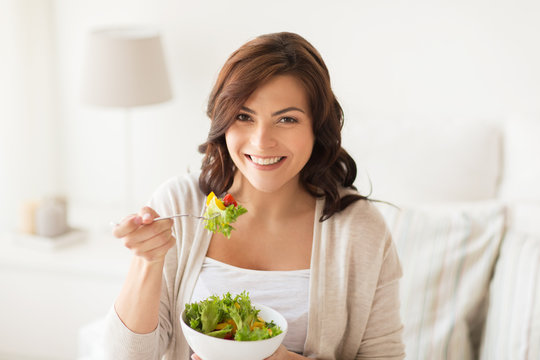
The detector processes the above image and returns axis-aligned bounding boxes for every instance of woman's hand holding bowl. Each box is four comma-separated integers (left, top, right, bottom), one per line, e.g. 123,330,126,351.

191,344,295,360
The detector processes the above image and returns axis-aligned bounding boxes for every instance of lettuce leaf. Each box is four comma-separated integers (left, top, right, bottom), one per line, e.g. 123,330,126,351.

206,325,233,338
203,195,247,238
200,297,221,333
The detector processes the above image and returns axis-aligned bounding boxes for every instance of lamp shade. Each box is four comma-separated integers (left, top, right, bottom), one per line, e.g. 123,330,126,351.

82,27,172,107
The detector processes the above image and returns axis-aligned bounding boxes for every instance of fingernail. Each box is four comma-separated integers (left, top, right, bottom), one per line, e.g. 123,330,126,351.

142,213,152,222
133,216,142,225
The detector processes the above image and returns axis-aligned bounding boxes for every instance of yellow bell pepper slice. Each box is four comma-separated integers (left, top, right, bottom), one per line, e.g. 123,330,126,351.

215,198,225,210
206,192,216,206
215,322,229,330
206,191,226,210
251,321,265,330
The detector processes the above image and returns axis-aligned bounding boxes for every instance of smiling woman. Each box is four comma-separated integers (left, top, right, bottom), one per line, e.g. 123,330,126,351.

104,32,405,360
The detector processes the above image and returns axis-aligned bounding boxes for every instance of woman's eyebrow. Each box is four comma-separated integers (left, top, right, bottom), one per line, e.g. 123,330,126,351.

240,106,257,114
272,107,305,116
241,106,306,116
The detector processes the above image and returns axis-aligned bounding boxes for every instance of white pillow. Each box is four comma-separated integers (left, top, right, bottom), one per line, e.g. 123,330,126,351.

479,230,540,360
344,118,502,203
499,116,540,201
376,201,506,359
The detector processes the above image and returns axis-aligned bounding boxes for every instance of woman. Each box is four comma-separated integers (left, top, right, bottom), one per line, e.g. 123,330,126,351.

104,32,405,360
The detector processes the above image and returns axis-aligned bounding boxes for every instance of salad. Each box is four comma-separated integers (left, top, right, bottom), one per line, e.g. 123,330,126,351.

184,291,283,341
204,192,247,238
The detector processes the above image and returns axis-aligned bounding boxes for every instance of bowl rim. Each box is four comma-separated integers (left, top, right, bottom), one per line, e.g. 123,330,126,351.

180,302,288,344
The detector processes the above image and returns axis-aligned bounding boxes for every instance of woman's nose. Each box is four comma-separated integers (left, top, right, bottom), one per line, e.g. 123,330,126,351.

250,124,277,149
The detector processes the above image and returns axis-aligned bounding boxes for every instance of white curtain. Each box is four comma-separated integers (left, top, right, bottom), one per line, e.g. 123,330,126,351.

0,0,61,233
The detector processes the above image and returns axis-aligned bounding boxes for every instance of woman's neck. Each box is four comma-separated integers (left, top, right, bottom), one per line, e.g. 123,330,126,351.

228,173,316,221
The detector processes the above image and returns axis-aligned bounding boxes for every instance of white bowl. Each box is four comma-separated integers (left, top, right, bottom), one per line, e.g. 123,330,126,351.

180,303,288,360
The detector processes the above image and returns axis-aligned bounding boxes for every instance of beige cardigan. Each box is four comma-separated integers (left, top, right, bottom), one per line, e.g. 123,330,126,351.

104,173,405,359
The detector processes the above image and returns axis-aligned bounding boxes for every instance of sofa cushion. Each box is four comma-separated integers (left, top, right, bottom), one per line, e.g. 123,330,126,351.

377,201,505,359
479,230,540,360
344,118,502,203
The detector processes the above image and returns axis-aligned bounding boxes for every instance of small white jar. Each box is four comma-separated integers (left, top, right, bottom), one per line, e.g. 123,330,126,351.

35,197,68,237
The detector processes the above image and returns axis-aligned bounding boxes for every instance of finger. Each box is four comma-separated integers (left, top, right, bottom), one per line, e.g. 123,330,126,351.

114,206,167,239
191,354,203,360
130,227,173,255
139,206,160,225
122,218,173,246
112,214,143,238
138,234,176,263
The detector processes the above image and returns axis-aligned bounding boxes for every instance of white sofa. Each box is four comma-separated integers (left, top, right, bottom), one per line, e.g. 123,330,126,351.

344,115,540,359
79,116,540,359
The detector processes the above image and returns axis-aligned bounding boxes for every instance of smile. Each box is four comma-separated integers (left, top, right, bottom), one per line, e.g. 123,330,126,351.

247,155,285,166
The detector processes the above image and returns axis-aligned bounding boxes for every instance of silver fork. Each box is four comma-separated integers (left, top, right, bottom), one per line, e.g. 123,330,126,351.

154,213,219,221
110,213,219,227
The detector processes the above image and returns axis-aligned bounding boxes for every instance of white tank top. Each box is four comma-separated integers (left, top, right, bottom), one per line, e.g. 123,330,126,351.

190,257,311,354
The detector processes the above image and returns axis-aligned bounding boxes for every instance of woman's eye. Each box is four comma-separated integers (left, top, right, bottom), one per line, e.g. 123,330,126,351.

236,113,251,122
279,117,298,124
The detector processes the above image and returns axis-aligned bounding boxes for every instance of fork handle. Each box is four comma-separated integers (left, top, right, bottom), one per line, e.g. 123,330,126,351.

153,214,207,221
110,214,207,227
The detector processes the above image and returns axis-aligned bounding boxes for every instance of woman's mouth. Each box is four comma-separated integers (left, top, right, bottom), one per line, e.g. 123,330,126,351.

246,155,285,166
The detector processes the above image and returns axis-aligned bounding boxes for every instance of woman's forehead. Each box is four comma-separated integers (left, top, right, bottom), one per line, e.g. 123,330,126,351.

243,75,310,112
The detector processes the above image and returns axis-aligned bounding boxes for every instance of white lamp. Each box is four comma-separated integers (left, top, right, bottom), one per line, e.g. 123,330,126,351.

82,26,172,212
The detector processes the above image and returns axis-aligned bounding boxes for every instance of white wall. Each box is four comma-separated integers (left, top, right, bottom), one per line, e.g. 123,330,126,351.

52,0,540,227
2,0,540,230
0,0,61,233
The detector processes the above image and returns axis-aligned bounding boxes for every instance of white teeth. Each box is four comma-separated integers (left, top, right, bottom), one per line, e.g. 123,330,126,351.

249,155,283,165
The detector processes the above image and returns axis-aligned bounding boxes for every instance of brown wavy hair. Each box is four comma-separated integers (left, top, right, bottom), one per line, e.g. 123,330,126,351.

198,32,367,221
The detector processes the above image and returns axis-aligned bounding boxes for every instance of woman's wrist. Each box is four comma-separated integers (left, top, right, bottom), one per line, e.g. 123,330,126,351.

134,254,165,270
287,351,310,359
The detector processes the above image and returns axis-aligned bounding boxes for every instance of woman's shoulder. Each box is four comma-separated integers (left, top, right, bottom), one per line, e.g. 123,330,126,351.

333,188,388,232
154,171,201,192
316,189,398,275
149,172,205,212
320,188,392,253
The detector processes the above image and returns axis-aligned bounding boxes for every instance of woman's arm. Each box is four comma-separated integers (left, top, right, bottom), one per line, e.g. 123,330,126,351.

113,208,175,333
115,255,166,333
357,239,405,359
102,207,176,359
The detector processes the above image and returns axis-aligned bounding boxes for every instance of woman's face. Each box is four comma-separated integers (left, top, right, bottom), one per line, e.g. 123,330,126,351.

225,75,315,194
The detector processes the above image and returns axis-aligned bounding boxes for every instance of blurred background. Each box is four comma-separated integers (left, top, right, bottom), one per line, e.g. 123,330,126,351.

1,0,539,359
